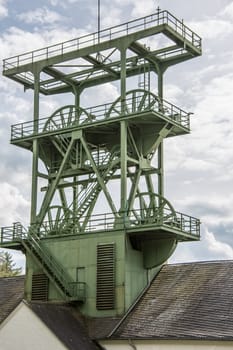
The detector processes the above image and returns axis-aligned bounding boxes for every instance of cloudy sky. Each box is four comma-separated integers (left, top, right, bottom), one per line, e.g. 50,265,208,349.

0,0,233,270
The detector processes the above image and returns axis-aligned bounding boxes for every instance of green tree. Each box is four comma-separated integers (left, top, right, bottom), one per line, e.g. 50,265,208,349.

0,251,22,277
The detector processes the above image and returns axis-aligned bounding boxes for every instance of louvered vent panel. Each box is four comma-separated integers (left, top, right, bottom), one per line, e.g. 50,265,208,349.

31,274,48,301
96,243,115,310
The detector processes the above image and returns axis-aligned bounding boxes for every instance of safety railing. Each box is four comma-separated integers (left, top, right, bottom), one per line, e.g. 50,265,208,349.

0,223,86,301
3,10,201,72
68,282,86,301
11,93,190,141
0,208,200,248
40,207,200,238
26,233,86,300
0,222,27,243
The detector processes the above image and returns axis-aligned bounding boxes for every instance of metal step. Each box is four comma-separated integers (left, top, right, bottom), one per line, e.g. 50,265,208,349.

22,233,85,302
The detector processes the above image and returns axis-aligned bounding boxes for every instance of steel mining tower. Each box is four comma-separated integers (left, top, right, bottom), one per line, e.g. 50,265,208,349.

1,10,202,316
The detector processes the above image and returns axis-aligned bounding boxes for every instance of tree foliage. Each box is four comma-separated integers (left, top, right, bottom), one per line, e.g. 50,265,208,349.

0,251,22,277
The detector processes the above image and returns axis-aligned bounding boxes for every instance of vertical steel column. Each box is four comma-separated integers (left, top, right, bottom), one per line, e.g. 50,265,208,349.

74,88,80,109
30,69,40,226
120,47,127,212
158,69,164,198
73,88,81,217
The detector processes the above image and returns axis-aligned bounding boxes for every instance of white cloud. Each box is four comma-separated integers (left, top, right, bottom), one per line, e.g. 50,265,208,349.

204,226,233,258
163,84,184,104
39,98,61,118
0,27,47,58
220,2,233,19
49,0,82,8
170,225,233,264
17,6,64,25
0,26,85,61
86,2,123,28
0,0,8,18
99,7,123,27
114,0,156,18
0,94,32,119
165,60,233,206
0,182,30,226
82,83,119,107
172,194,233,232
188,19,233,39
131,0,156,17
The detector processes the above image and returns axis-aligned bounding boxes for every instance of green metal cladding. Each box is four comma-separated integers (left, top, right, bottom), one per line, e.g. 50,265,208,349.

1,9,202,317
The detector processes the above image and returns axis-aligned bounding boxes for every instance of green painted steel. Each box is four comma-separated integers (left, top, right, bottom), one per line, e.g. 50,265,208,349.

1,9,202,316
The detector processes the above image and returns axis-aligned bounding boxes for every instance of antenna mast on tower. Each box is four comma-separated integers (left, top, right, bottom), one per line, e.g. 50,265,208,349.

97,0,101,61
0,5,202,316
98,0,100,43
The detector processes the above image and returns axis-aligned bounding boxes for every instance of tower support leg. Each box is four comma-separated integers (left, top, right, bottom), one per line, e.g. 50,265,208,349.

158,69,164,198
30,69,40,226
120,47,127,212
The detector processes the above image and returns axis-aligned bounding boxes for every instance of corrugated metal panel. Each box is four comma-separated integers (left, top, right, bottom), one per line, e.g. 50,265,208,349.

96,243,115,310
31,274,48,301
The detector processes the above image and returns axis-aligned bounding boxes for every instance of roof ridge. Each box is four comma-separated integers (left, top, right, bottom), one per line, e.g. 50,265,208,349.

168,259,233,266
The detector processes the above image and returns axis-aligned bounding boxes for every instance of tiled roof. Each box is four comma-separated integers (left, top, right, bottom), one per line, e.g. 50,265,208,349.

0,276,101,349
0,275,24,324
86,317,121,339
29,302,102,350
2,261,233,343
111,261,233,340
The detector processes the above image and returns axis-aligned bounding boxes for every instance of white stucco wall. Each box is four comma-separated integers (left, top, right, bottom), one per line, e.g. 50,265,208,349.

0,302,67,350
1,302,233,350
100,340,233,350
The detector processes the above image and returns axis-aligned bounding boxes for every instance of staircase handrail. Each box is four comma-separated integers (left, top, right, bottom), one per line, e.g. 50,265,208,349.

59,148,119,220
0,222,85,299
25,231,85,299
76,151,120,210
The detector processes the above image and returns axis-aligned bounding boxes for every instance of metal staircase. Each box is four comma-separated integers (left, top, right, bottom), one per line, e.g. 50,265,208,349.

56,150,120,233
0,7,202,308
76,154,119,218
0,224,85,301
51,135,77,168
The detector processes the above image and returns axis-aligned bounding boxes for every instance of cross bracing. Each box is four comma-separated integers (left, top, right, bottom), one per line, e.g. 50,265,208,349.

3,10,201,95
0,8,202,306
7,87,199,242
11,90,190,144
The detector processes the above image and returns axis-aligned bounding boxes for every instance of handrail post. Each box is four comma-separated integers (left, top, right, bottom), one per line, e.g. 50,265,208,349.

13,222,17,240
